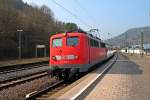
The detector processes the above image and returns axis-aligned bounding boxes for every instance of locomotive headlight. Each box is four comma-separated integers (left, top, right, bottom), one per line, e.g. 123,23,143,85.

67,55,78,60
55,55,61,60
52,55,78,60
75,55,78,59
52,56,56,60
52,55,61,60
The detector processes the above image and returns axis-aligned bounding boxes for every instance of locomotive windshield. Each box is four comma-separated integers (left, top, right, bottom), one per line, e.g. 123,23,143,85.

52,38,62,47
67,37,79,46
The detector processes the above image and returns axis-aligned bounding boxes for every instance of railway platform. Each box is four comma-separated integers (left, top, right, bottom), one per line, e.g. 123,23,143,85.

0,57,49,67
51,53,150,100
84,54,150,100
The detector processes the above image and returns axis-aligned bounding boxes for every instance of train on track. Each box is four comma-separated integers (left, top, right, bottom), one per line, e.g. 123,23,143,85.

48,30,108,80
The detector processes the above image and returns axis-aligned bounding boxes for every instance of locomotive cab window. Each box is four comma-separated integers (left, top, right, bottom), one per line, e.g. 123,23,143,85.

52,38,62,47
67,37,79,46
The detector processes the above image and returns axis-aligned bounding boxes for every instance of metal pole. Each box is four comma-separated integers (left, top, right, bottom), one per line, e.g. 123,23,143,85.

44,47,46,57
146,40,147,55
141,31,144,56
35,47,37,57
17,30,23,60
125,33,127,53
19,31,21,60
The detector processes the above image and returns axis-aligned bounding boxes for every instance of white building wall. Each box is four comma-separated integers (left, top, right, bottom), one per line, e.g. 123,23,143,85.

120,49,143,54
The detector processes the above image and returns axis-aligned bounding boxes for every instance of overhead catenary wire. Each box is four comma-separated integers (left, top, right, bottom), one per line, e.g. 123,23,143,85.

73,0,97,26
51,0,93,29
72,0,102,38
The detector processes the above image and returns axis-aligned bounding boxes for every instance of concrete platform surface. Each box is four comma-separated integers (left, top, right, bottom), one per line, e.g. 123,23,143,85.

85,54,150,100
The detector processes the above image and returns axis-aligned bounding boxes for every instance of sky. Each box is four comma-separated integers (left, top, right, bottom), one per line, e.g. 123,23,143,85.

23,0,150,40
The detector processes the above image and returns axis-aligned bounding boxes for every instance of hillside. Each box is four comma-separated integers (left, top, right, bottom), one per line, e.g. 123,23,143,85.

0,0,79,59
107,26,150,48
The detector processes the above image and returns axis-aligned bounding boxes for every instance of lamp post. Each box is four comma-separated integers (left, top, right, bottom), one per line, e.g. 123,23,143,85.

17,29,23,60
140,30,144,56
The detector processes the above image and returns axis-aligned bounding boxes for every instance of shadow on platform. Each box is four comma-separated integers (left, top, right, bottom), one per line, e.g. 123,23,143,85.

108,60,143,75
91,53,143,75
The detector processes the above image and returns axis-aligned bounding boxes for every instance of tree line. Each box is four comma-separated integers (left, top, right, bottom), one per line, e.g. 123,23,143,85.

0,0,79,60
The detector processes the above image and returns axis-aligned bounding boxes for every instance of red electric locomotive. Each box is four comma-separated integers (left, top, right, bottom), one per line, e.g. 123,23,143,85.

49,30,107,79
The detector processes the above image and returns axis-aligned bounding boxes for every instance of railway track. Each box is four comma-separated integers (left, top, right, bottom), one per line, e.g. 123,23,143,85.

0,67,48,83
25,80,65,100
0,63,49,83
25,75,82,100
0,70,48,83
25,74,82,100
0,61,50,90
0,62,48,74
25,53,117,100
0,71,48,90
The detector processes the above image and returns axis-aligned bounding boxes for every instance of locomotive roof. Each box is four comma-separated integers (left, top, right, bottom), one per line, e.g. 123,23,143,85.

68,30,102,41
51,30,102,42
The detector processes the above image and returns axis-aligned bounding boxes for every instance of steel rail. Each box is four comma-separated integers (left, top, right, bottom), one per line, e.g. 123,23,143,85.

25,80,64,100
0,72,48,90
0,62,48,74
